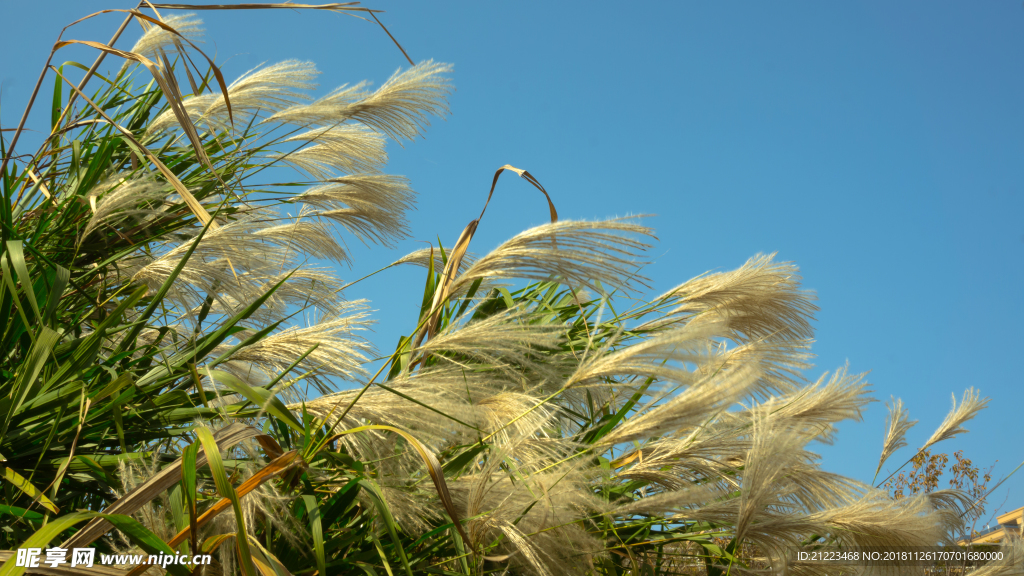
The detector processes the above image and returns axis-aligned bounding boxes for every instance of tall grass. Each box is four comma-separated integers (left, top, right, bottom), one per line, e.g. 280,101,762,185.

0,5,1014,576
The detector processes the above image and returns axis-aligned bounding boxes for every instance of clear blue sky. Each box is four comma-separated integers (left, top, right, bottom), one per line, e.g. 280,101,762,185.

3,2,1022,521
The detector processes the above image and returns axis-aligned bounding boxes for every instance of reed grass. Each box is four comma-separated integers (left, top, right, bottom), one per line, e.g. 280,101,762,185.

0,4,1014,576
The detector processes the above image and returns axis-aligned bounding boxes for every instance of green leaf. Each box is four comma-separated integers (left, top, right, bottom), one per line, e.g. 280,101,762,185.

91,371,133,403
168,484,187,547
441,442,489,478
0,252,32,340
1,326,60,439
247,536,292,576
51,65,64,131
387,334,412,380
453,277,484,320
40,263,69,326
194,426,258,576
419,245,437,321
320,477,362,529
115,212,219,357
359,478,414,576
583,375,656,445
207,370,303,432
4,240,40,322
74,455,119,486
497,287,517,310
0,513,191,576
0,467,58,514
0,512,91,576
301,495,327,576
40,285,148,396
137,273,292,390
104,514,193,576
0,504,43,522
181,440,200,555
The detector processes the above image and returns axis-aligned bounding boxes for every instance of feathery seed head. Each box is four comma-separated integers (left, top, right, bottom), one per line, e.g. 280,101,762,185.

650,253,818,343
278,125,388,178
148,60,319,134
451,218,654,297
129,13,204,60
922,387,989,450
80,175,173,242
875,396,918,479
270,60,453,141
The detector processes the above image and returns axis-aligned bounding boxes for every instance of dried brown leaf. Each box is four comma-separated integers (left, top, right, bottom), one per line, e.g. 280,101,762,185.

420,165,558,343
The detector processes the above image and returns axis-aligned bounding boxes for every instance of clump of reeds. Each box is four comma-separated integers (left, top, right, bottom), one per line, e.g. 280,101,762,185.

0,6,1005,576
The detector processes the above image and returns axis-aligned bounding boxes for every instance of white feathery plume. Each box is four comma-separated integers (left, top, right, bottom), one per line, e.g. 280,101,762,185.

300,174,415,214
269,60,453,140
927,489,976,535
339,60,452,140
494,520,552,576
296,174,416,247
129,254,244,311
753,365,873,445
646,253,818,342
129,216,290,290
921,387,989,451
226,439,307,549
298,367,490,452
80,176,172,241
740,490,950,572
228,306,372,391
206,58,318,120
703,336,814,398
781,465,866,512
147,60,319,134
612,430,751,492
184,267,346,329
476,391,560,447
926,489,974,520
599,362,760,446
266,81,369,126
295,364,571,480
734,414,809,545
129,13,204,60
113,453,178,543
237,267,347,324
809,490,951,548
784,460,851,502
131,213,274,265
128,215,346,318
564,320,725,391
390,246,474,272
875,397,917,480
412,307,566,381
277,125,388,178
369,482,445,536
252,218,348,264
450,219,653,298
608,482,729,518
452,448,607,576
315,206,411,247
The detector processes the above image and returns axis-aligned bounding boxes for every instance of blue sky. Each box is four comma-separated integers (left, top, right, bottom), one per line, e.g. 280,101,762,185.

3,2,1022,522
